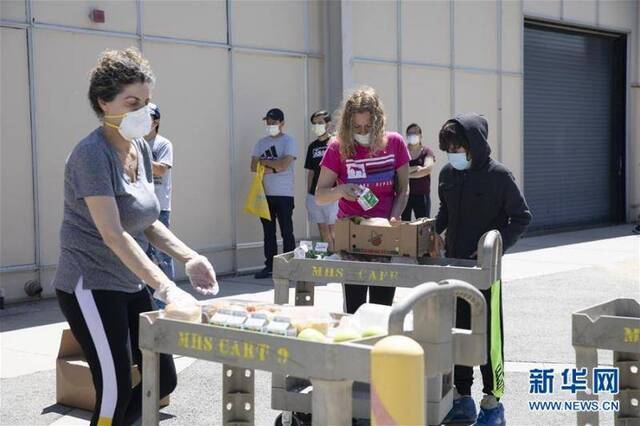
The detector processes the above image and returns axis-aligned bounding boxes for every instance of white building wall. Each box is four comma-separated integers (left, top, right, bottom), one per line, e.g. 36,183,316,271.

0,0,637,302
0,0,324,302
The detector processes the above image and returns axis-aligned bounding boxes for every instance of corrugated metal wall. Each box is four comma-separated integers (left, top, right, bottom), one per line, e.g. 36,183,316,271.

524,24,623,231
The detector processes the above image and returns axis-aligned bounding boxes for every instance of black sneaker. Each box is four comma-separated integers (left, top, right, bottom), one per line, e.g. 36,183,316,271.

254,267,272,279
633,225,640,235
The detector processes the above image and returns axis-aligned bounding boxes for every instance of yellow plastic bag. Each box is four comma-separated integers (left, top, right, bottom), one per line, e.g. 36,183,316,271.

244,163,271,221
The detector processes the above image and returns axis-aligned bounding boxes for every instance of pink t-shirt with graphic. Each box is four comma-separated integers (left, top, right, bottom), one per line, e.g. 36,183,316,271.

320,131,410,219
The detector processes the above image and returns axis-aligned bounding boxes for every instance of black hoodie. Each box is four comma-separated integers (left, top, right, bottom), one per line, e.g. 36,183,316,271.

435,113,532,259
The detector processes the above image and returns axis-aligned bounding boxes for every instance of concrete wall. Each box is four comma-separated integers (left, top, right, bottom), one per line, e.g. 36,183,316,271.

0,0,324,302
343,0,638,224
1,0,637,303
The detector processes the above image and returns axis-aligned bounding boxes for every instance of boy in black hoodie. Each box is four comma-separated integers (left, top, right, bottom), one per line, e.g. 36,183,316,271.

437,113,531,426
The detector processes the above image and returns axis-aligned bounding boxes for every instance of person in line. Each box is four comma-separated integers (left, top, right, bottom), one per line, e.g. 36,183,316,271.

436,113,531,426
144,103,174,308
401,123,435,220
250,108,298,279
315,86,410,313
53,48,218,426
304,110,339,250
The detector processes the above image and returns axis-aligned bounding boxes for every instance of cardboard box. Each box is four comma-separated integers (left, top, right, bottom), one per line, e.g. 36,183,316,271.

334,217,436,257
56,329,169,411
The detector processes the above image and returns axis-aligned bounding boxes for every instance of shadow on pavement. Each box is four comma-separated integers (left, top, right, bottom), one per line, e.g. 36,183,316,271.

0,274,278,333
510,224,635,253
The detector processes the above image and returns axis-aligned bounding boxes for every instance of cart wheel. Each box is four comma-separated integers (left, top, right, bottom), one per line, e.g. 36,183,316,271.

274,412,308,426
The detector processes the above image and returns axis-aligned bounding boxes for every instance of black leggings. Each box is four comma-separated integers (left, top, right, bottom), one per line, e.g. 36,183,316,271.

343,284,396,314
401,194,431,221
56,280,176,426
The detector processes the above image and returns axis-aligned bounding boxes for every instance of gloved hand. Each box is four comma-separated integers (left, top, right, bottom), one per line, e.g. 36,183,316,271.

154,281,198,305
185,255,219,296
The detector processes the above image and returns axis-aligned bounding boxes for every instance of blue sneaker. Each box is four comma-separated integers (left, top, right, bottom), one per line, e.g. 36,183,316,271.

442,395,477,424
474,402,505,425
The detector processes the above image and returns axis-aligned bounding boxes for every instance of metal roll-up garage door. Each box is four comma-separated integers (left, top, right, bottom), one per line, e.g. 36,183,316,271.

523,23,626,232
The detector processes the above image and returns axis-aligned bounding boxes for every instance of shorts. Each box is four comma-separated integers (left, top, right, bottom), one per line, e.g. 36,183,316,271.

305,194,339,225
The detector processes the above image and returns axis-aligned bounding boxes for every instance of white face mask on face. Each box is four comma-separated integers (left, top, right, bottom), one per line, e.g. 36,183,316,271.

267,125,280,137
105,106,152,141
407,134,420,145
354,133,371,146
311,124,327,137
448,152,471,170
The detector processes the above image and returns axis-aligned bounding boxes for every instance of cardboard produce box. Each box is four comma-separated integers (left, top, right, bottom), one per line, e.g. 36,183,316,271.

334,217,436,257
56,329,169,411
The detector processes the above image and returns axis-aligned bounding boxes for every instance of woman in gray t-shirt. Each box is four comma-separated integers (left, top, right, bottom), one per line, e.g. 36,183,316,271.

53,48,218,426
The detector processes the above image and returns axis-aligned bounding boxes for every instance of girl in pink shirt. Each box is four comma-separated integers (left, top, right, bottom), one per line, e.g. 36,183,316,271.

315,86,410,313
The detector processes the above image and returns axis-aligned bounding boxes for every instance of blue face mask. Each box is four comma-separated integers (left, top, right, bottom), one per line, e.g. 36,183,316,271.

448,152,471,170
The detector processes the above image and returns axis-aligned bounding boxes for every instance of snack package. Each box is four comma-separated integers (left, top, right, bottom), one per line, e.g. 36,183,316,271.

163,302,202,323
265,316,297,336
209,306,248,328
242,311,271,332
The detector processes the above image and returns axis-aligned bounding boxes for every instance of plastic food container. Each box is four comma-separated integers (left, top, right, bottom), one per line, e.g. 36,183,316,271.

199,299,282,322
276,306,335,335
242,311,271,332
351,303,391,332
266,316,297,336
209,306,249,328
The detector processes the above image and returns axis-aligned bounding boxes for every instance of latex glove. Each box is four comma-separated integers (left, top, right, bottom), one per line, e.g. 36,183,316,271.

185,255,219,296
154,281,197,305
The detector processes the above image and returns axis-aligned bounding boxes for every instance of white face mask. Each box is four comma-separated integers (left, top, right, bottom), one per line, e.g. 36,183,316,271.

448,152,471,170
267,125,280,137
105,106,152,141
354,133,371,146
407,135,420,145
311,124,327,137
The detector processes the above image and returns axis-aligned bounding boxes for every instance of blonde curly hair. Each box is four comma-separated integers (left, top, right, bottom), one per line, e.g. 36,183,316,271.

336,86,387,159
88,47,155,118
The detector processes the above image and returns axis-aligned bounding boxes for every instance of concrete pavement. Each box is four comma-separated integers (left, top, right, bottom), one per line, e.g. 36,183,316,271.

1,225,638,425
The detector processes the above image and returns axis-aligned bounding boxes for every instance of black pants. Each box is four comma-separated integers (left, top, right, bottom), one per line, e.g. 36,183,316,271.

344,284,396,314
401,194,431,220
56,282,177,426
260,196,296,270
454,282,504,399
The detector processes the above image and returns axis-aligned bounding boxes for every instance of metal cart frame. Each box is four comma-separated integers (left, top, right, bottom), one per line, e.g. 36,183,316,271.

270,231,503,425
572,298,640,426
140,280,487,426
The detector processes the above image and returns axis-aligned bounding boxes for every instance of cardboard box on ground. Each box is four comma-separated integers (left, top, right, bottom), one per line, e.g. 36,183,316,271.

334,217,437,257
56,329,169,411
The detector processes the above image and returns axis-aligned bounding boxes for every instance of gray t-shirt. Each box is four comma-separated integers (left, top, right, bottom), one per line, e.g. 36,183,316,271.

53,128,160,293
252,133,298,197
147,134,173,211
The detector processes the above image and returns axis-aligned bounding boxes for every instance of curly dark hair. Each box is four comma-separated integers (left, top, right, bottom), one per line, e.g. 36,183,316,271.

439,121,469,152
310,110,331,124
88,47,155,118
